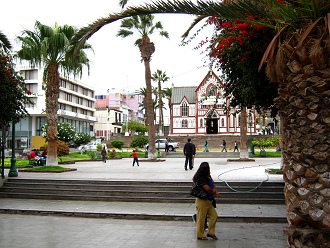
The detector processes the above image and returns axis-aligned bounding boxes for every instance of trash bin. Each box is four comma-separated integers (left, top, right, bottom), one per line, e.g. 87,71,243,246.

145,151,148,158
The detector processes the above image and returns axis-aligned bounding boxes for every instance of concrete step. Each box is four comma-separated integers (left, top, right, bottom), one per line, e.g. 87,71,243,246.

0,198,287,223
0,179,285,204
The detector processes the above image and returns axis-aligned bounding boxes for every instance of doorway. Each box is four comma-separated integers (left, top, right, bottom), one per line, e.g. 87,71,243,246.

206,118,218,134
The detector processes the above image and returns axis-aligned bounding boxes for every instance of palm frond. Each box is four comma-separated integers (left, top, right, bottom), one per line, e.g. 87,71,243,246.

0,31,12,50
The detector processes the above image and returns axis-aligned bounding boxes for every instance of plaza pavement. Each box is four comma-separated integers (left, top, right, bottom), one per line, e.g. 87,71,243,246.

0,157,288,247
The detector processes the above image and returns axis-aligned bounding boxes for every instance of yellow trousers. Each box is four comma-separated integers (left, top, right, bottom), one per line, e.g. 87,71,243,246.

195,198,218,238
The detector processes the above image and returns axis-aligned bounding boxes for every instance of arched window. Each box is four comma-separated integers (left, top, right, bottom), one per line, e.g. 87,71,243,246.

200,118,203,127
181,102,189,116
182,119,188,128
221,118,225,127
208,87,215,96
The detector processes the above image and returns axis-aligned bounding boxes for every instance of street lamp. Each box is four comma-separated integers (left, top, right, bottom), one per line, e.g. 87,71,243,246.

157,129,160,158
248,111,254,158
8,121,18,177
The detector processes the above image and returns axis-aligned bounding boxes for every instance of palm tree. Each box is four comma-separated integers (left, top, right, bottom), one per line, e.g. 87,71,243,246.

116,14,169,159
72,1,330,246
0,31,12,51
17,21,91,166
162,86,172,134
138,87,158,126
152,69,169,136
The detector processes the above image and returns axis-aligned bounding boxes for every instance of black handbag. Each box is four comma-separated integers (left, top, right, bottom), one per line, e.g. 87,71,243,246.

190,183,208,199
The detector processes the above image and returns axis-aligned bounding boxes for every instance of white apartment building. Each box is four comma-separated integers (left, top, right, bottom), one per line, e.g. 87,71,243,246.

8,66,96,149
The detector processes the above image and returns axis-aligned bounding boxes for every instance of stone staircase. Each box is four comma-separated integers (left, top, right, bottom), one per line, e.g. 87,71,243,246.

0,179,284,204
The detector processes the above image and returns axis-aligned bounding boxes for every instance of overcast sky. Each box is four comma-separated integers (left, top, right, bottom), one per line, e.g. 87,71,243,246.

1,0,213,93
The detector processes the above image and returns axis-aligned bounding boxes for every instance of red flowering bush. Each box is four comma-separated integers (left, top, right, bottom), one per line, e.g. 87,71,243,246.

200,16,278,111
0,49,32,126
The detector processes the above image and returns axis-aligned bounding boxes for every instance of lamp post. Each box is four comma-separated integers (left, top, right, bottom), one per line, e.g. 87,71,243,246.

157,129,160,158
8,121,18,177
248,111,254,158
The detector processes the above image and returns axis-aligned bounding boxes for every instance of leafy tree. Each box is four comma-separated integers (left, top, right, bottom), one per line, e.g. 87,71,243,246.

74,132,92,146
130,135,148,148
72,1,330,245
42,122,75,143
0,34,32,177
152,69,170,135
16,21,91,166
127,121,148,134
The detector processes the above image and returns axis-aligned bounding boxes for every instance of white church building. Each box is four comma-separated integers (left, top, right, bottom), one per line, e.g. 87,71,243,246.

170,71,257,135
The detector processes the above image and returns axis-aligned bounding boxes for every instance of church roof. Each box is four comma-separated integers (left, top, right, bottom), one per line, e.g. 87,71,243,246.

172,86,197,104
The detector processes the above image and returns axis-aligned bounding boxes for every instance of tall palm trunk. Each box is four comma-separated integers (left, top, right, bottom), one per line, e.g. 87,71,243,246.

139,37,156,159
45,63,60,165
240,106,249,159
276,35,330,246
158,80,164,136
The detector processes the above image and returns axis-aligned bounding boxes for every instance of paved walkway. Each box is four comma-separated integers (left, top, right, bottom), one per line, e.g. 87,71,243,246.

0,157,288,247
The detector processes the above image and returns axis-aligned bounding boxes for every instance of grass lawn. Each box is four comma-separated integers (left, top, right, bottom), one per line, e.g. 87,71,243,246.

21,165,76,172
267,168,283,174
254,150,282,157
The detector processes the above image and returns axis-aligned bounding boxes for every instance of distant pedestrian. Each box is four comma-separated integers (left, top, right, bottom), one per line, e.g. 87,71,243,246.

132,150,139,167
221,140,227,152
203,140,209,152
165,137,169,153
183,138,196,170
101,146,107,163
233,141,239,152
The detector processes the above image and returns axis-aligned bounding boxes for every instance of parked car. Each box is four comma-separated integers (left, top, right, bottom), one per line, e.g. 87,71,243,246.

145,139,179,151
78,142,99,151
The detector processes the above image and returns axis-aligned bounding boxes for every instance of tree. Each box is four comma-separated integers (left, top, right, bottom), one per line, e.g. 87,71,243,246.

152,69,170,136
0,34,32,178
42,122,75,143
72,1,330,246
116,15,169,159
16,21,91,166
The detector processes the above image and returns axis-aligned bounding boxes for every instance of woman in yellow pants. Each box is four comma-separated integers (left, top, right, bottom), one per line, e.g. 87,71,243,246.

192,162,219,240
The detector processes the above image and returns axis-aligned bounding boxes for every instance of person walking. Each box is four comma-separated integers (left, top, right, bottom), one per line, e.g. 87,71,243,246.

233,141,239,152
101,146,107,163
165,137,169,153
221,139,227,152
203,140,209,152
192,162,219,240
183,138,196,171
132,150,139,167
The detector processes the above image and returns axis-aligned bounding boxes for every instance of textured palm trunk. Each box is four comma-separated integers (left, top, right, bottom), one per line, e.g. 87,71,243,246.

239,106,249,159
139,36,156,159
275,32,330,246
45,63,59,165
158,80,164,136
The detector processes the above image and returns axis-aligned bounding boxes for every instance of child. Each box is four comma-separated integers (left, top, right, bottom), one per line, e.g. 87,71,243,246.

132,150,139,167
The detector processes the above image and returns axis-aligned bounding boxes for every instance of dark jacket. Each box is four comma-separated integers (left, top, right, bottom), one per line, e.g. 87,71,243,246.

184,142,196,156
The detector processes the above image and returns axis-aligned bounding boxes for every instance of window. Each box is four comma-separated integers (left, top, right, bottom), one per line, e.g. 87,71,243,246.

221,118,225,127
200,119,203,128
59,103,66,110
181,119,188,128
238,115,241,127
21,69,38,80
65,93,72,102
60,79,66,88
208,87,215,96
181,102,189,116
72,107,77,113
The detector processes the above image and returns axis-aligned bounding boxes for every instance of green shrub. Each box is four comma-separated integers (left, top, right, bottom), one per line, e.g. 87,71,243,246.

111,140,124,150
130,135,148,148
87,151,98,160
74,132,92,146
108,149,116,158
252,136,281,150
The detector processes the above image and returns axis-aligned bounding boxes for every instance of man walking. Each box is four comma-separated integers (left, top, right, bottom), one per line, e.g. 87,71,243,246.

221,140,227,152
233,141,239,152
183,138,196,171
